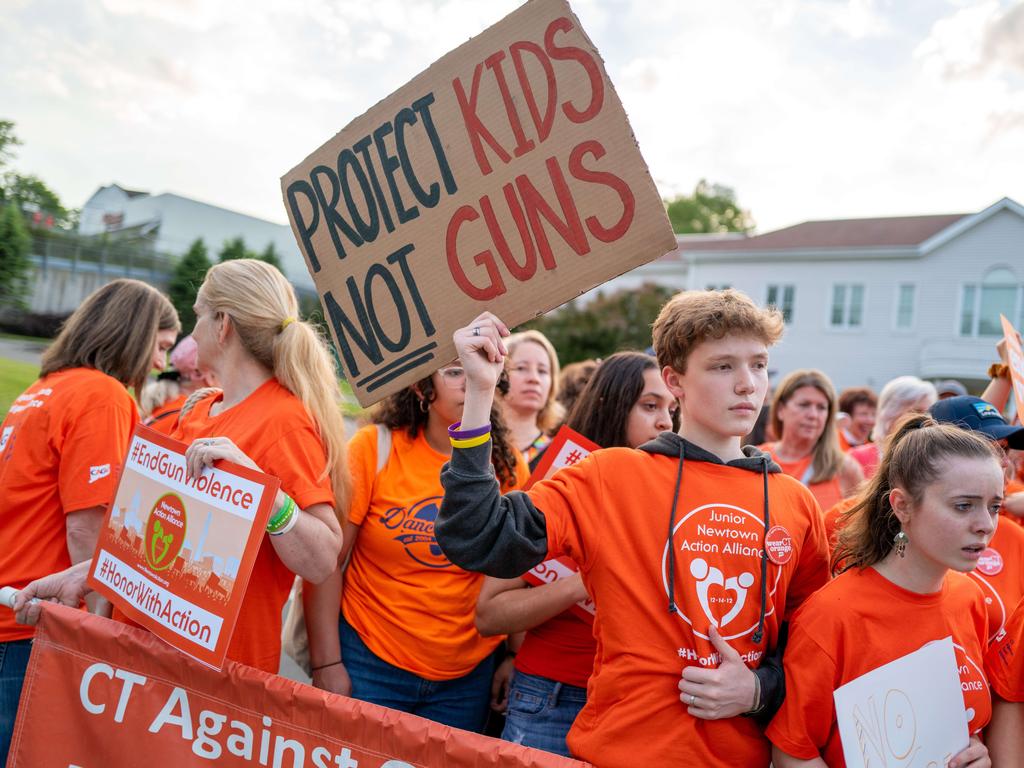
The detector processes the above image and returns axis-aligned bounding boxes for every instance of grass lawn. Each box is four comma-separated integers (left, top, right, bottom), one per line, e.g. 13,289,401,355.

0,358,40,413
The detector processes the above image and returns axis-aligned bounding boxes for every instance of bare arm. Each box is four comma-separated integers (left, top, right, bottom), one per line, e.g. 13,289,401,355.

66,506,108,615
987,698,1024,767
304,520,360,695
476,574,589,636
771,747,827,768
981,338,1013,414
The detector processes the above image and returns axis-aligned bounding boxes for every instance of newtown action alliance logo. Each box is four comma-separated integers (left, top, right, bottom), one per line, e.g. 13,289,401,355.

661,502,786,642
144,493,188,571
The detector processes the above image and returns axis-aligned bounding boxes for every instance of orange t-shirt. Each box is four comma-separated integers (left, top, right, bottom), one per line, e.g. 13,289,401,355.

343,425,528,680
762,444,844,512
0,368,137,642
987,595,1024,702
967,517,1024,643
823,496,858,554
526,447,830,768
767,567,991,766
1003,480,1024,528
171,379,334,672
144,393,187,435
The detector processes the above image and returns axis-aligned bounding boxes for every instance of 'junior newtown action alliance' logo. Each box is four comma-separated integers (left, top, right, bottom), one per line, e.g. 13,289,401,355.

662,503,792,642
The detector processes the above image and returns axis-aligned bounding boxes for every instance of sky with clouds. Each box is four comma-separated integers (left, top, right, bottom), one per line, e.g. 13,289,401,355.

2,0,1022,233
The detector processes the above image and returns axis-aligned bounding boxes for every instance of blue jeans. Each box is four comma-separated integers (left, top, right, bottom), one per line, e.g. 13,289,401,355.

0,639,32,765
339,617,493,732
501,670,587,757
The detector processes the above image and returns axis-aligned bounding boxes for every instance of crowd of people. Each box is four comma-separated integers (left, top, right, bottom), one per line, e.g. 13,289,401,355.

2,266,1024,767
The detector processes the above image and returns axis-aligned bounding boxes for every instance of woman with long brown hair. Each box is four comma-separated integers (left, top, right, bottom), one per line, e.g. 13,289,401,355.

0,279,179,764
304,365,526,732
768,415,1000,768
762,369,864,510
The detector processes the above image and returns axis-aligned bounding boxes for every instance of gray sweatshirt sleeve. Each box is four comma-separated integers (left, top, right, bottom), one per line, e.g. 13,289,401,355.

436,442,549,578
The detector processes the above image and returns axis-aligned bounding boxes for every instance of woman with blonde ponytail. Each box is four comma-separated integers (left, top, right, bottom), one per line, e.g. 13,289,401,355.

167,258,349,672
769,414,1003,768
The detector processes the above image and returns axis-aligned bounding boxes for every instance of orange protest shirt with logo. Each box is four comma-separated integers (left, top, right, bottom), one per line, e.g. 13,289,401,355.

0,368,138,642
767,567,991,767
986,595,1024,702
761,444,844,513
524,440,830,768
145,393,187,435
172,379,334,672
967,518,1024,643
343,425,528,680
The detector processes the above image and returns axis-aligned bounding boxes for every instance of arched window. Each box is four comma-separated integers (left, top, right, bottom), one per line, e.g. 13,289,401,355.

960,267,1021,337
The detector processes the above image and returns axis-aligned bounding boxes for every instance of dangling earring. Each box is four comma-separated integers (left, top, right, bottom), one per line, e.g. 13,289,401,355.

418,398,429,414
894,530,909,558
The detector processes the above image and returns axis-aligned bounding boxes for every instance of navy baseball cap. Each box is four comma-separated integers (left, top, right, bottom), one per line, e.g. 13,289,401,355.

929,396,1024,449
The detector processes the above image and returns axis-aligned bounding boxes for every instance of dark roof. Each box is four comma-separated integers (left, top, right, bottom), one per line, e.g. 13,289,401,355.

679,213,969,253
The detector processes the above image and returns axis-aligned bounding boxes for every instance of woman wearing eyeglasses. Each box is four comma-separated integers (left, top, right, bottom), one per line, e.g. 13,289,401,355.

304,366,528,731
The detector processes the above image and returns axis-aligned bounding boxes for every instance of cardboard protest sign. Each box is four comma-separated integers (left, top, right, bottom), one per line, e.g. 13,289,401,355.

8,604,588,768
833,637,969,768
521,426,599,620
87,426,279,668
1001,315,1024,422
281,0,675,406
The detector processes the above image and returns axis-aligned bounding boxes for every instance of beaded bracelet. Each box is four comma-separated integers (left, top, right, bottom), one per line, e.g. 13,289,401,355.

267,495,296,533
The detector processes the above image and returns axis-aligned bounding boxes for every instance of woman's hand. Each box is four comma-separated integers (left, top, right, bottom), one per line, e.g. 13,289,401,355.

491,654,516,713
453,312,510,395
949,735,989,768
312,661,352,697
185,436,259,480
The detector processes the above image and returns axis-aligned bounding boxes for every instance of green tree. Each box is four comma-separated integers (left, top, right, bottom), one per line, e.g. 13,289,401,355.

259,242,284,274
0,204,32,310
520,283,676,364
169,238,211,333
664,180,754,235
3,173,70,227
218,236,252,262
0,119,21,170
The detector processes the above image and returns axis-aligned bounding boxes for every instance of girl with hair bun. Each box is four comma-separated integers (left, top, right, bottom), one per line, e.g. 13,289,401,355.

163,258,350,672
768,414,1002,768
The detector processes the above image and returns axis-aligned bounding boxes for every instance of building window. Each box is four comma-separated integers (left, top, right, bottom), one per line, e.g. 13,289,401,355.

830,283,864,328
960,268,1021,337
896,284,915,329
766,284,795,323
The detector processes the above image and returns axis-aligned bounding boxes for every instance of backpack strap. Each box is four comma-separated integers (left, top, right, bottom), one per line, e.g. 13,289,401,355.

375,423,392,475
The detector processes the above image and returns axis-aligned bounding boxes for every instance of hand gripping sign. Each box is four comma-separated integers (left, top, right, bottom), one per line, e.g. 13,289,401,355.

521,426,600,621
1001,315,1024,422
87,425,280,669
281,0,676,406
6,604,589,768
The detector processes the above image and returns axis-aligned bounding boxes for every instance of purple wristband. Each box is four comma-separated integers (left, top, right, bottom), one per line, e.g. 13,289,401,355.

448,422,491,439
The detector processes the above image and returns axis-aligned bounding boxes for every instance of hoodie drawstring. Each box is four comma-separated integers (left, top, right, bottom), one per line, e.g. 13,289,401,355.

666,441,685,614
752,456,771,644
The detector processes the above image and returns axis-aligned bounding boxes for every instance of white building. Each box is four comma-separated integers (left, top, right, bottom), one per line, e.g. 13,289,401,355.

79,184,313,291
600,197,1024,392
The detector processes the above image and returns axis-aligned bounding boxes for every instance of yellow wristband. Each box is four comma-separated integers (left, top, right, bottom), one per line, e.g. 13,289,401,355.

450,433,491,449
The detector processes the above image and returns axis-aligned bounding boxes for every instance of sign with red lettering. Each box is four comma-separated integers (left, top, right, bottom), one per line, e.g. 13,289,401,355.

281,0,675,406
87,425,280,668
521,426,599,621
1001,315,1024,423
8,604,588,768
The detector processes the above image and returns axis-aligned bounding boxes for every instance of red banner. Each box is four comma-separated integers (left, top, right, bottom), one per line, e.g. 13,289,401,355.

8,605,588,768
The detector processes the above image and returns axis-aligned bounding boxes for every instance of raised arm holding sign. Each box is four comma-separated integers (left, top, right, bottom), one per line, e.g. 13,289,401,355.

281,0,676,407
